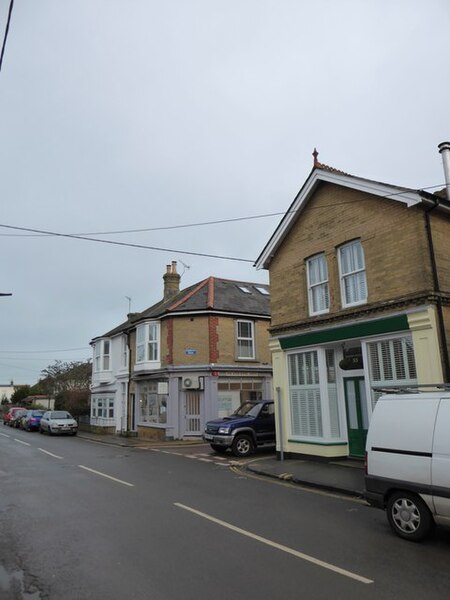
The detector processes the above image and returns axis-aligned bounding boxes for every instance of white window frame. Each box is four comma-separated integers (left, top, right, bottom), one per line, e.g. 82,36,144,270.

93,339,111,373
136,322,160,364
362,333,417,411
236,320,255,360
306,253,329,316
139,382,167,425
287,347,344,443
91,396,115,424
120,335,129,369
338,240,368,308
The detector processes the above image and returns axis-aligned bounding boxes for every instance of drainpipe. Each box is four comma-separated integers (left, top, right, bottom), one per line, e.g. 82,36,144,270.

276,386,284,461
424,197,450,382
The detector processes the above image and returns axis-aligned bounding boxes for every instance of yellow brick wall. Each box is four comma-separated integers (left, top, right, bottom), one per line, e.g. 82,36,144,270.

164,316,210,365
159,315,271,366
430,210,450,294
269,183,433,328
215,316,272,364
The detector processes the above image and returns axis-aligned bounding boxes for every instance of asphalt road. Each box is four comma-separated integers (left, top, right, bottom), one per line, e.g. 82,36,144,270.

1,426,450,600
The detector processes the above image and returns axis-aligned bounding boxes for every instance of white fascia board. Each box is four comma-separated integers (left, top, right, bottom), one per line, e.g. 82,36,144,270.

255,170,422,270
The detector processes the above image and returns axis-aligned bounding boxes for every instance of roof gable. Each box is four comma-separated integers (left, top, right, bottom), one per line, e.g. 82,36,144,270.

255,166,425,270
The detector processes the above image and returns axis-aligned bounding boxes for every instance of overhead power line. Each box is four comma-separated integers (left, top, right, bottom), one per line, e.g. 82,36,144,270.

0,182,444,238
0,346,91,354
0,0,14,73
0,222,255,262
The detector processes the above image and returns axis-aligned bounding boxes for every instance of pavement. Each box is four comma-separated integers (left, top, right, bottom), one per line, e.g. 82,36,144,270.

77,430,365,498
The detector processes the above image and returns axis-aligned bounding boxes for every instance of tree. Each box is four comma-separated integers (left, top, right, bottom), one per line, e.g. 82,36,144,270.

10,385,31,404
40,360,92,415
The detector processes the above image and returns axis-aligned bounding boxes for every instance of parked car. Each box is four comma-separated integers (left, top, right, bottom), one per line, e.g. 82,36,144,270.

204,400,275,457
365,390,450,542
39,410,78,436
21,410,46,431
3,406,26,426
9,408,28,428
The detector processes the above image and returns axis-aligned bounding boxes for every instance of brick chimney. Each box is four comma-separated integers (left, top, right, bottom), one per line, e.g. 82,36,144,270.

163,261,180,301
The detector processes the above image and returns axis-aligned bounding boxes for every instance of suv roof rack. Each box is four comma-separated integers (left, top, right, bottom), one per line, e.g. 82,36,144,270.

373,383,450,394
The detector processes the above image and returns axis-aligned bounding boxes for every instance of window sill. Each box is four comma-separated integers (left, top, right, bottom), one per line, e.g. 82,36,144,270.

92,371,113,384
134,361,161,372
288,438,348,446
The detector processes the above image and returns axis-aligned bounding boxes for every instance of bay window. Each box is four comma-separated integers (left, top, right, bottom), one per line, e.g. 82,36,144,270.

366,335,417,409
91,397,115,421
288,348,342,441
136,322,160,364
94,339,111,372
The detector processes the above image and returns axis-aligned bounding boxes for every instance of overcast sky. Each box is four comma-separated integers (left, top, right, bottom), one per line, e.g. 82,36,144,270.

0,0,449,385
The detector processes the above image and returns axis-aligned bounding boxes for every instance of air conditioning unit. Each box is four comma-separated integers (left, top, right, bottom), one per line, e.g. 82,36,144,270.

182,376,202,390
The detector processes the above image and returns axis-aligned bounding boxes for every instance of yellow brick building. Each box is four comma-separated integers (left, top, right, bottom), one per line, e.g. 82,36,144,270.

256,158,450,459
90,262,272,439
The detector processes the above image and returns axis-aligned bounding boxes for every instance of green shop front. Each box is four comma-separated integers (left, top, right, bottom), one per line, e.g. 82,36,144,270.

273,314,418,459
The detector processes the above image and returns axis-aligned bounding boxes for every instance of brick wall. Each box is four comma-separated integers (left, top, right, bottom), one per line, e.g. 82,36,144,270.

269,183,434,329
161,314,271,366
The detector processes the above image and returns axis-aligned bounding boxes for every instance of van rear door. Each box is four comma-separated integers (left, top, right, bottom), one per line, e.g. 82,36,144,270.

431,398,450,517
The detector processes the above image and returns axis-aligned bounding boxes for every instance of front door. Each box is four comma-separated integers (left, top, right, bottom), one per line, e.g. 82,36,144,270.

184,390,202,436
344,377,368,458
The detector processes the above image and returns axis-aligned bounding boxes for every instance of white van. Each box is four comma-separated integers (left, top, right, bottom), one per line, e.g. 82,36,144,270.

365,390,450,541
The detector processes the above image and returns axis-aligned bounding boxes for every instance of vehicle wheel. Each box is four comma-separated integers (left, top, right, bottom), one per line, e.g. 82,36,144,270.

72,431,77,436
39,427,44,434
231,435,254,458
210,444,227,454
48,429,52,436
386,491,434,542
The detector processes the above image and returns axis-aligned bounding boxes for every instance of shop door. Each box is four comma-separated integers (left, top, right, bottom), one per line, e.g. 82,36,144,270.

184,390,202,436
344,377,368,458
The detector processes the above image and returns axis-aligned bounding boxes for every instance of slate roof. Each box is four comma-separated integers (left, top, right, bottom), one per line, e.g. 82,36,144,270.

92,277,270,341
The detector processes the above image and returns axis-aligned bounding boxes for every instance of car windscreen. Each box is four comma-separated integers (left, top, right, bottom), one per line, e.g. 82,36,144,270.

31,411,45,416
232,403,261,418
50,411,71,419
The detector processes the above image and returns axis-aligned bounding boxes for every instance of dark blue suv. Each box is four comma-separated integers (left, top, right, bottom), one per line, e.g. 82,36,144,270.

204,401,275,457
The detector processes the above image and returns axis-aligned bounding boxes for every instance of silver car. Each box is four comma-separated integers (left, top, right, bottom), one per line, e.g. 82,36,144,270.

39,411,78,436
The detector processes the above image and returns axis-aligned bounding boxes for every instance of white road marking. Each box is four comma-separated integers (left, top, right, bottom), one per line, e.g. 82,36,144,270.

174,503,373,585
78,465,135,487
0,432,10,438
14,438,31,446
38,448,63,460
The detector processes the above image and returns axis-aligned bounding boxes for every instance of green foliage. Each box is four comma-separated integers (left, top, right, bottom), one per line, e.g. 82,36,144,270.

40,360,92,413
11,385,31,404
